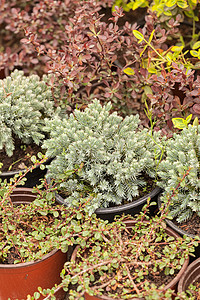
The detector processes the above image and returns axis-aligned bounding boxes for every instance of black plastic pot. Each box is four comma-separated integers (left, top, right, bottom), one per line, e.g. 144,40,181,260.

56,186,161,222
0,158,52,188
157,194,200,260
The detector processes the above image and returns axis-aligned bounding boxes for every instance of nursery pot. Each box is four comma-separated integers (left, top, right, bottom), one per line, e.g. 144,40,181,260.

55,186,161,222
178,257,200,294
0,188,67,300
0,157,52,188
94,186,161,222
71,220,189,300
157,195,200,259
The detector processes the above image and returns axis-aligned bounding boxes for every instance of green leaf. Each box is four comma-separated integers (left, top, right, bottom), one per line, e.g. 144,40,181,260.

8,225,15,231
149,30,155,43
61,241,68,253
148,67,157,73
132,30,144,41
164,267,170,275
53,211,59,217
166,0,177,7
180,179,186,188
123,67,135,75
171,45,184,52
177,0,188,8
46,192,54,201
34,292,41,300
193,117,199,126
94,232,102,240
74,225,82,233
172,118,188,129
40,164,45,170
111,279,116,285
37,152,43,159
31,155,37,163
190,50,199,57
143,86,153,95
192,41,200,50
189,0,197,5
186,114,192,123
166,52,173,62
169,268,175,275
164,10,172,16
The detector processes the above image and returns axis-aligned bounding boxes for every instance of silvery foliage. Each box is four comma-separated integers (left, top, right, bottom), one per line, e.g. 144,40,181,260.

44,100,162,213
157,125,200,223
0,69,56,156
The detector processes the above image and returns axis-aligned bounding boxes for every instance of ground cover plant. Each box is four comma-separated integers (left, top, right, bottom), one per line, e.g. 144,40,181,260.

0,162,113,265
30,188,199,300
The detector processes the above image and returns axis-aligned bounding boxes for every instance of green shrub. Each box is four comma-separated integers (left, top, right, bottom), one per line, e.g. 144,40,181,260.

157,124,200,223
0,69,56,157
43,100,162,213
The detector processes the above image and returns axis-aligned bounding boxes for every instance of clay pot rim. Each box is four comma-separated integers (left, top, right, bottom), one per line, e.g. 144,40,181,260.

178,257,200,294
0,187,59,269
0,248,59,269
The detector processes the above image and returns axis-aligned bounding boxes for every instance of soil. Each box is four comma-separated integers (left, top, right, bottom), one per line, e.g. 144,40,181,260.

0,202,57,264
173,213,200,236
0,138,44,172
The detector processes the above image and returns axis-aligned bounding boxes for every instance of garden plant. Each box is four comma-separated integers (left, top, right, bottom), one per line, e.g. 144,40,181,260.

1,0,200,135
0,69,61,173
157,123,200,234
1,0,200,299
43,99,163,214
31,191,199,300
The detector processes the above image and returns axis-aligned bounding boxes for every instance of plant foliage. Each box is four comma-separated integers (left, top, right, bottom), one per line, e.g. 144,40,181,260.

35,201,198,300
158,124,200,223
0,69,57,157
43,100,162,213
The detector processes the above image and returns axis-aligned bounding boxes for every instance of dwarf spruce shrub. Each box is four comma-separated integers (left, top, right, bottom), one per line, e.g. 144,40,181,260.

43,100,162,213
0,69,56,157
158,125,200,223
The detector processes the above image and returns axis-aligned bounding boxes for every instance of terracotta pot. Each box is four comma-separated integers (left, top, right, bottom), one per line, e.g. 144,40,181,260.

0,188,67,300
0,157,52,188
178,257,200,295
71,220,189,300
55,186,161,222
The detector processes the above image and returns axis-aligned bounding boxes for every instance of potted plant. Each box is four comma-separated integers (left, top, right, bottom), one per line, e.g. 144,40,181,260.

0,164,101,300
43,99,163,220
38,201,197,300
0,69,60,187
0,175,70,299
157,123,200,242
